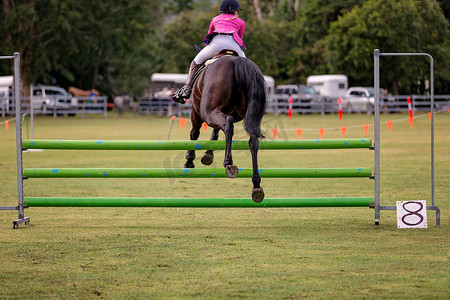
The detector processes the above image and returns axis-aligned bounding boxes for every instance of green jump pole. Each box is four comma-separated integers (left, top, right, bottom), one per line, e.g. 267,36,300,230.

23,168,372,178
24,197,373,207
22,139,372,150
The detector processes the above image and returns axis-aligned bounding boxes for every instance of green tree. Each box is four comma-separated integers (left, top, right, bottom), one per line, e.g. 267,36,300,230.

1,0,163,97
163,0,215,14
436,0,449,19
160,9,214,73
244,17,284,76
1,1,82,94
278,0,366,83
325,0,450,94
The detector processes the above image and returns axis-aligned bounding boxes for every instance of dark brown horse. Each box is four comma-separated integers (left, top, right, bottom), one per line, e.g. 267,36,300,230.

184,55,267,203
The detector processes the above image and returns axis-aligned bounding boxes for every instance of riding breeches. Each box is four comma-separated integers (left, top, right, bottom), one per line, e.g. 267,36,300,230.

193,35,246,64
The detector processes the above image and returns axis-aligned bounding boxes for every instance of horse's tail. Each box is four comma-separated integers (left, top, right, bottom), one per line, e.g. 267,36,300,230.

233,57,267,139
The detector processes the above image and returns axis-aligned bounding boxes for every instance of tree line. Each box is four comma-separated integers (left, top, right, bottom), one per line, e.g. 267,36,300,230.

1,0,449,98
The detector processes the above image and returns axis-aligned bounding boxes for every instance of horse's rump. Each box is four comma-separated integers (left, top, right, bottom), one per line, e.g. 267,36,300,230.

193,55,266,134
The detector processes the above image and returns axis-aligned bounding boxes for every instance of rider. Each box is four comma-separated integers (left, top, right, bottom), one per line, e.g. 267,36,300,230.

172,0,246,103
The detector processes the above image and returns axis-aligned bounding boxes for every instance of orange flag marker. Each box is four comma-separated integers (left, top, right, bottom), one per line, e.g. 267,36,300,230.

448,107,450,114
319,128,325,139
408,117,414,128
340,127,347,137
5,120,9,131
180,118,187,130
386,121,393,131
202,122,208,132
272,128,279,140
362,124,369,135
296,129,303,139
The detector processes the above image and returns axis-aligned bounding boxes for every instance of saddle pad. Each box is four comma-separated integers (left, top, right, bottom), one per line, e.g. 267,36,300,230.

204,51,236,67
204,58,219,67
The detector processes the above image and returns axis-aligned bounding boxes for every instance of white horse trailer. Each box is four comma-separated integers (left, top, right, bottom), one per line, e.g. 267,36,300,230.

0,76,13,96
0,75,13,113
306,74,348,98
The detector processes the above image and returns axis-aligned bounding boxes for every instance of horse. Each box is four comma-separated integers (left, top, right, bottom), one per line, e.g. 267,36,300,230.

68,87,100,97
113,94,134,116
184,54,267,203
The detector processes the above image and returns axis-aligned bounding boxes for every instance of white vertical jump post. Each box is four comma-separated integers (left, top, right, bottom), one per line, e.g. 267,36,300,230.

0,52,30,228
374,49,440,226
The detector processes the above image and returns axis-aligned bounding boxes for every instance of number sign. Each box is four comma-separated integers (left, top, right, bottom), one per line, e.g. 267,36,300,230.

397,201,427,229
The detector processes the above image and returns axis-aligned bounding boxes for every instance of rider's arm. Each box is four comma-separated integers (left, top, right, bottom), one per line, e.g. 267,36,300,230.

238,20,245,39
207,18,215,35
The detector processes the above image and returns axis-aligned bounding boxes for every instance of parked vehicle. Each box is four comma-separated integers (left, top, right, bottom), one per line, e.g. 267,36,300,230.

32,85,78,115
0,76,13,112
0,76,13,97
306,74,348,98
274,84,322,110
297,85,327,107
343,87,384,113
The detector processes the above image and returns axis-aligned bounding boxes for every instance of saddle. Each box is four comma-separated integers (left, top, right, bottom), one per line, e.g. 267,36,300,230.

172,49,240,104
190,50,240,89
208,49,239,63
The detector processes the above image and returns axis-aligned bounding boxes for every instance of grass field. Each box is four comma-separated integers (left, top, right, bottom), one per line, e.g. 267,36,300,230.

0,112,449,299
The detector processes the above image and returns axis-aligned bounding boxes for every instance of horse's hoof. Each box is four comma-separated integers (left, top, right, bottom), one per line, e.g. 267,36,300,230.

184,161,195,168
252,187,265,203
225,165,239,178
201,152,214,165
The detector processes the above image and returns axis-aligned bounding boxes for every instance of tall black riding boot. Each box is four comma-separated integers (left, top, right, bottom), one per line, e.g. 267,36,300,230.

172,61,201,103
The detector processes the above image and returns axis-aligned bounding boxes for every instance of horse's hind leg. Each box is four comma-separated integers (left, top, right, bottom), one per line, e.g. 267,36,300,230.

201,128,219,166
184,110,202,168
223,115,239,178
249,135,264,203
204,112,238,178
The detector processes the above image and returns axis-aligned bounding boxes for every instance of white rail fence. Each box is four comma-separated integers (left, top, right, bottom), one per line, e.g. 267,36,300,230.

0,96,108,117
1,94,448,118
137,95,450,117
